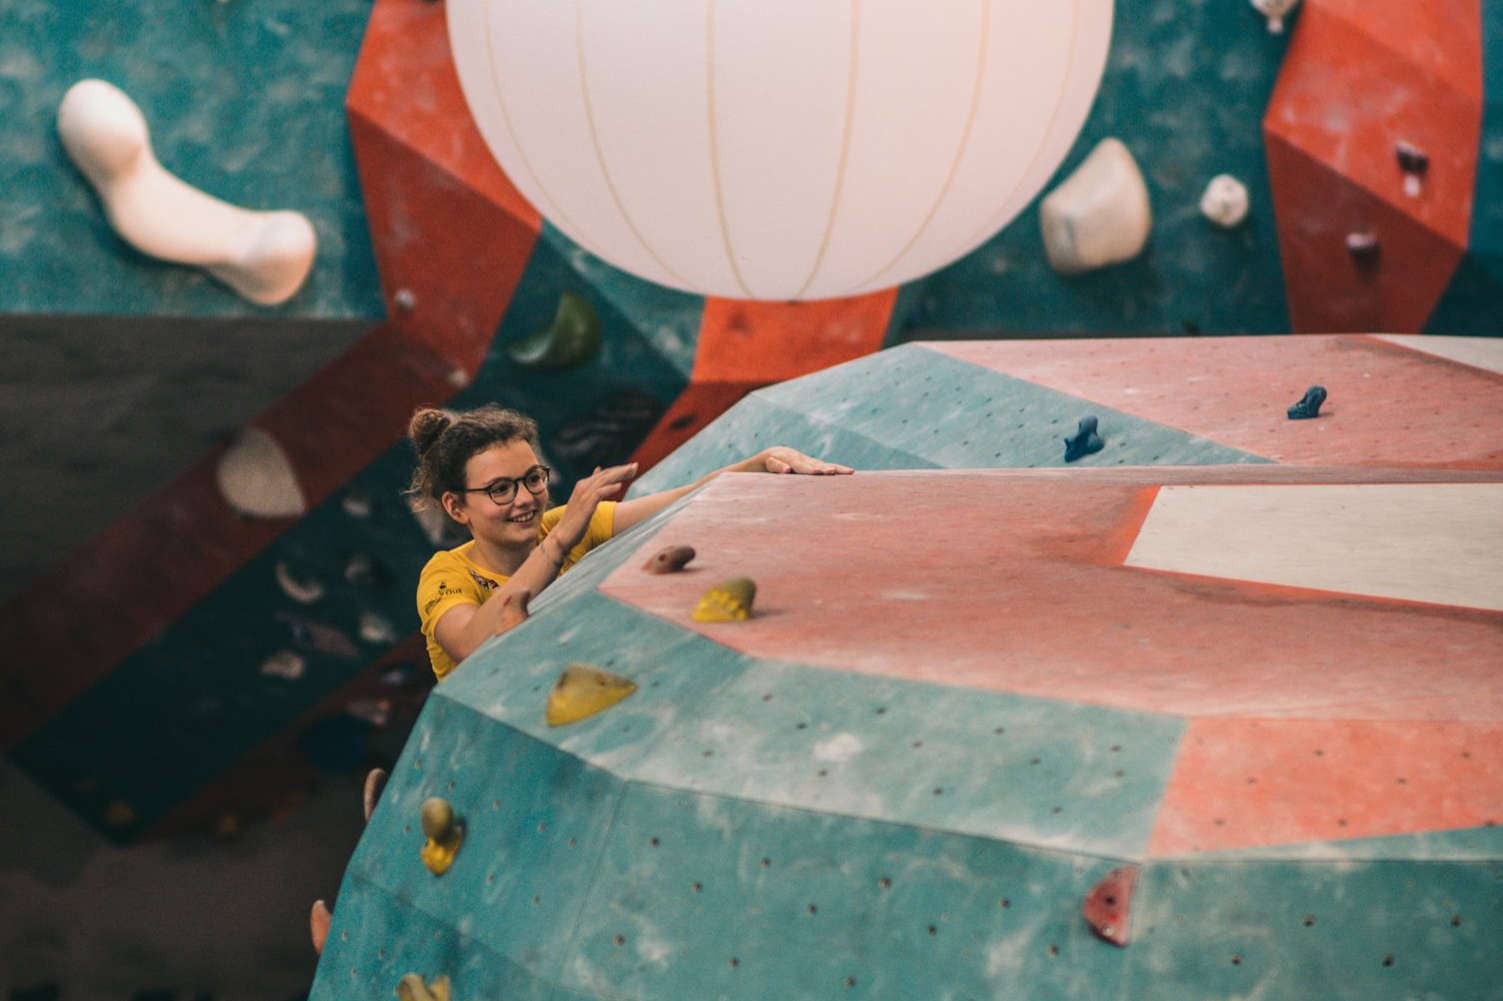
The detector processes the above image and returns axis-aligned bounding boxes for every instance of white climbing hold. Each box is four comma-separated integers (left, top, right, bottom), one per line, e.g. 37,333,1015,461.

1251,0,1300,33
217,427,307,519
261,650,306,681
359,611,398,645
341,490,372,518
1039,138,1152,275
409,500,453,547
275,562,325,604
56,79,317,305
1199,174,1250,228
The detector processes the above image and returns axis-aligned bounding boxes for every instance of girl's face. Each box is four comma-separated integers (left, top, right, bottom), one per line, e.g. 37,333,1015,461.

443,440,550,548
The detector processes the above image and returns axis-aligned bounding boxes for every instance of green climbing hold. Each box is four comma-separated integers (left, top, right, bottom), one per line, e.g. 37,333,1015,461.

508,290,602,369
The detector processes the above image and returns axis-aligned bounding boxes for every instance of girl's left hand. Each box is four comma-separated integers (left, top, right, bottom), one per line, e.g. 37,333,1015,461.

757,446,854,475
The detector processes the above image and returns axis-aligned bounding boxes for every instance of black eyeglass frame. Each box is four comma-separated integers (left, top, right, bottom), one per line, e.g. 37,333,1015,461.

457,465,551,506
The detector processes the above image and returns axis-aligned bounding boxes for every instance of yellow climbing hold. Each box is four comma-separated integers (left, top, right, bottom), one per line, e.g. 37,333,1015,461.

419,797,464,876
692,577,756,622
545,663,638,727
395,973,452,1001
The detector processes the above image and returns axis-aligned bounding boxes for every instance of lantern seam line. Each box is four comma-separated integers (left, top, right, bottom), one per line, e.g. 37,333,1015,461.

959,0,1084,253
794,0,863,300
850,0,992,294
481,2,590,246
705,0,758,299
575,0,690,289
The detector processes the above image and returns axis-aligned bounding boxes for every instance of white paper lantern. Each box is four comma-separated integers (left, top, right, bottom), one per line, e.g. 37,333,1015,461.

448,0,1113,301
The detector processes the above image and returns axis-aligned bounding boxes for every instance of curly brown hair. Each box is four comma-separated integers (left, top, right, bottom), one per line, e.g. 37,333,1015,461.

406,405,540,507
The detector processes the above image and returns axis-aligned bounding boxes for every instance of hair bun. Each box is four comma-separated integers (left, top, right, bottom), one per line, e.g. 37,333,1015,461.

408,408,452,456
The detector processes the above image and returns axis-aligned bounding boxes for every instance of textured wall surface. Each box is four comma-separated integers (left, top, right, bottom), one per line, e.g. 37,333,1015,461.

313,460,1502,999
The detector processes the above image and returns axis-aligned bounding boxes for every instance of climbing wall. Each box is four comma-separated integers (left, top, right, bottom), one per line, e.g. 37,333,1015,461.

312,334,1502,1000
6,0,1502,849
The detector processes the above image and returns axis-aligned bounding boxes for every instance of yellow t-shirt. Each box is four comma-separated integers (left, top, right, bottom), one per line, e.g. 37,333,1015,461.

416,502,617,681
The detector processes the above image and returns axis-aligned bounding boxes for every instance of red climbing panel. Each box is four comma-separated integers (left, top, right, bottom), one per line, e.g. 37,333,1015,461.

1262,0,1482,332
347,0,542,375
632,291,896,469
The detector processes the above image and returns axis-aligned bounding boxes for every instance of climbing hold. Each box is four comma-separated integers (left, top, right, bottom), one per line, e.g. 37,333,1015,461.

274,562,324,605
346,697,391,727
1039,138,1152,275
56,79,316,305
277,612,361,658
260,649,306,680
217,428,307,518
410,499,466,547
396,974,452,1001
1250,0,1300,33
359,611,398,645
643,544,696,574
420,797,464,876
1287,385,1327,420
345,553,379,587
104,800,137,828
508,290,601,369
364,767,388,821
341,489,373,518
1063,416,1104,462
1082,865,1138,946
692,577,757,622
545,664,638,727
1199,174,1250,228
393,287,417,312
551,390,664,470
1395,141,1429,198
1345,231,1380,264
310,899,331,955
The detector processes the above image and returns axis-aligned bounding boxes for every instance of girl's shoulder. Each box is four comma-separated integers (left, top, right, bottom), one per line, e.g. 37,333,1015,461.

421,540,479,575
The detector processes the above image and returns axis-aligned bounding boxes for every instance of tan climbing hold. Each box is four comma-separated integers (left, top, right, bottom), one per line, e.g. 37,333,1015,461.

419,797,464,876
395,973,452,1001
692,577,757,622
545,663,638,727
643,544,696,574
216,427,307,518
310,899,331,955
363,767,388,822
1039,138,1152,274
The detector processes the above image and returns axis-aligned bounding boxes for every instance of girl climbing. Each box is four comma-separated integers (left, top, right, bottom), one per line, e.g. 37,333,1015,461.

408,405,851,680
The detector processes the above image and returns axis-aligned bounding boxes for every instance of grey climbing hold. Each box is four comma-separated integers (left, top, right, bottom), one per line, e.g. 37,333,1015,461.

1064,416,1104,462
1287,385,1327,420
508,290,601,369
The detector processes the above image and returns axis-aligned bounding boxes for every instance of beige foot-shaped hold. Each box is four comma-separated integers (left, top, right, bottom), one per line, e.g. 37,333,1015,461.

56,79,316,305
310,899,332,955
1039,138,1152,275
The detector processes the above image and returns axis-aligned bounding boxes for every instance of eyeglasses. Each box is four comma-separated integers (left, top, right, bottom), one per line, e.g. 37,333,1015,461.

459,465,550,506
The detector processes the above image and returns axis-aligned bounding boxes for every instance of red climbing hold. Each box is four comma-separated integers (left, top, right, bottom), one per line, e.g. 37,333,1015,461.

1082,865,1138,946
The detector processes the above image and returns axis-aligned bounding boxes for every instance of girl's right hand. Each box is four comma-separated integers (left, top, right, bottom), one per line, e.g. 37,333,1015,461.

551,462,638,551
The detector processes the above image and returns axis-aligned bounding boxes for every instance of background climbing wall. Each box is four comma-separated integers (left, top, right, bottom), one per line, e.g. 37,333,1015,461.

2,0,1502,997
